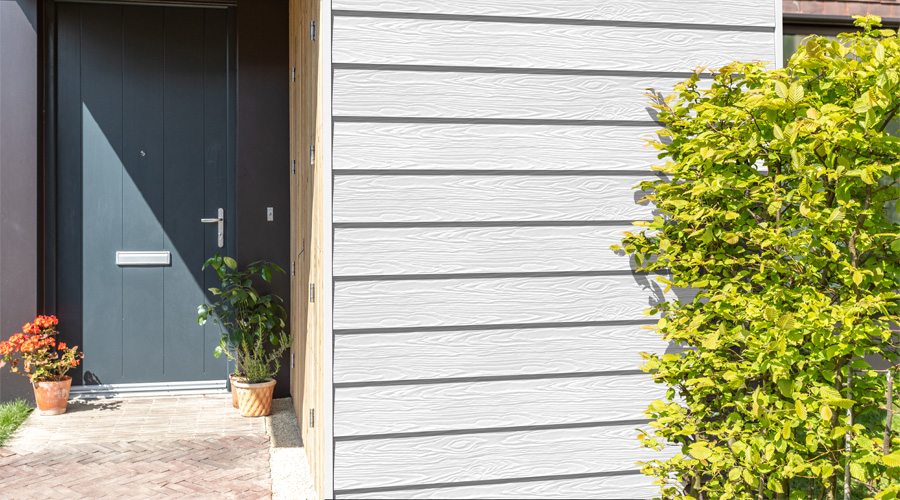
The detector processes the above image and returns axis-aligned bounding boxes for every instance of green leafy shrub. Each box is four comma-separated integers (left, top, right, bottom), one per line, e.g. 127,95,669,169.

197,254,291,383
615,16,900,500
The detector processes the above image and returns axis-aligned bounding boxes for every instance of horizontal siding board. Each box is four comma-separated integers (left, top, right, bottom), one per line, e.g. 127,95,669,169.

334,425,674,490
333,175,654,223
333,274,693,330
334,225,639,276
333,122,662,171
334,374,664,436
334,325,675,383
338,473,658,500
333,69,699,122
333,17,775,73
332,0,775,28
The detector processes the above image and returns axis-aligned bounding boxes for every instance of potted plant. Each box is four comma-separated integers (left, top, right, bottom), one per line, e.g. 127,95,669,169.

198,254,291,417
0,315,84,415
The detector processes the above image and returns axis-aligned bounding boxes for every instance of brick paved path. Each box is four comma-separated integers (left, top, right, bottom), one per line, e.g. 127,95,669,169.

0,396,272,499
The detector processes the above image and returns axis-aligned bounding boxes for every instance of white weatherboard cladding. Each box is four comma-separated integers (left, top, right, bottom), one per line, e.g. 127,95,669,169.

333,70,711,122
333,175,655,223
330,1,777,498
333,122,663,171
334,374,665,436
334,425,675,491
334,325,677,383
333,225,643,275
333,0,776,27
334,17,776,73
333,274,690,330
338,474,660,500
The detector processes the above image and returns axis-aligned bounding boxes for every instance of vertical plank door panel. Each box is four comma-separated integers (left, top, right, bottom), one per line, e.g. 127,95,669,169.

55,3,85,374
122,6,166,382
163,7,208,381
80,4,125,383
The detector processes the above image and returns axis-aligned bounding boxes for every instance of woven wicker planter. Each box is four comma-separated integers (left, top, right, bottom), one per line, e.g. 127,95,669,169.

233,379,276,417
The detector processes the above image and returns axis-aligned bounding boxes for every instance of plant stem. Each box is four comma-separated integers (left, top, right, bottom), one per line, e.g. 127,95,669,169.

844,370,853,500
886,368,895,454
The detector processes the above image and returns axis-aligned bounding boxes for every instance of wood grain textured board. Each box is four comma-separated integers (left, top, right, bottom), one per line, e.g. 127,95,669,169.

333,17,776,72
333,324,677,383
334,225,643,276
333,174,656,223
333,69,702,122
310,0,327,491
334,373,665,436
336,472,658,499
289,0,301,405
333,122,663,171
290,0,326,497
332,0,776,27
333,424,675,491
333,274,693,330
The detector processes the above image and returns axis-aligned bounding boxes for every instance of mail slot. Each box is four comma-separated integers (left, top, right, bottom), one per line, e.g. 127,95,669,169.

116,251,171,267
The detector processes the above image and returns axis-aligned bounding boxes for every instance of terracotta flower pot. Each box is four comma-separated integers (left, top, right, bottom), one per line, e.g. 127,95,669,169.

233,379,276,417
229,373,240,408
33,376,72,416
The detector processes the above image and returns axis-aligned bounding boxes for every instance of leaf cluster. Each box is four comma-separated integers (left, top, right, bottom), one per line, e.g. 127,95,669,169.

615,16,900,500
197,254,291,383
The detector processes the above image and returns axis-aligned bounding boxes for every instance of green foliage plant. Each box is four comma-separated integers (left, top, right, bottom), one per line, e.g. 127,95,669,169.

197,254,291,383
0,399,32,447
614,16,900,500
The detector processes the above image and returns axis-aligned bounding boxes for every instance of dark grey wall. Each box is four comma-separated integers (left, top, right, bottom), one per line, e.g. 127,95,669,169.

0,0,39,403
236,0,291,397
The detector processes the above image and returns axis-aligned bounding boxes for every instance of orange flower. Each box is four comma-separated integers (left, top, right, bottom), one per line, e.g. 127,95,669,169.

35,315,58,329
58,342,67,350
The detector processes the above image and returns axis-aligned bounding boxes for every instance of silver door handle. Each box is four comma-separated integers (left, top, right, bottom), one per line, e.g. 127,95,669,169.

201,208,225,248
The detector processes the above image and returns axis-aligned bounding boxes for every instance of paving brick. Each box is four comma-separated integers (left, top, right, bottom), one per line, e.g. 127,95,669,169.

0,396,271,499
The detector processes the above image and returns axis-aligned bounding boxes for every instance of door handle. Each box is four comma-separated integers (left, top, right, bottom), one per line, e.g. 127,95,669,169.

201,208,224,248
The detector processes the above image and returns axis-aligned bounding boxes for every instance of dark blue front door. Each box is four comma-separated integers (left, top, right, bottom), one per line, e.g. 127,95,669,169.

55,3,236,386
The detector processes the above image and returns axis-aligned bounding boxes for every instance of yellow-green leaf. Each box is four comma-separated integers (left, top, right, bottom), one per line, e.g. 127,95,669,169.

688,443,713,460
775,81,788,99
820,386,843,400
777,313,795,330
764,307,778,322
849,462,866,481
828,207,846,224
853,270,863,286
742,468,755,485
795,400,808,420
702,332,720,350
825,398,856,409
788,82,804,105
883,452,900,467
724,233,739,245
821,404,833,421
876,43,886,63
